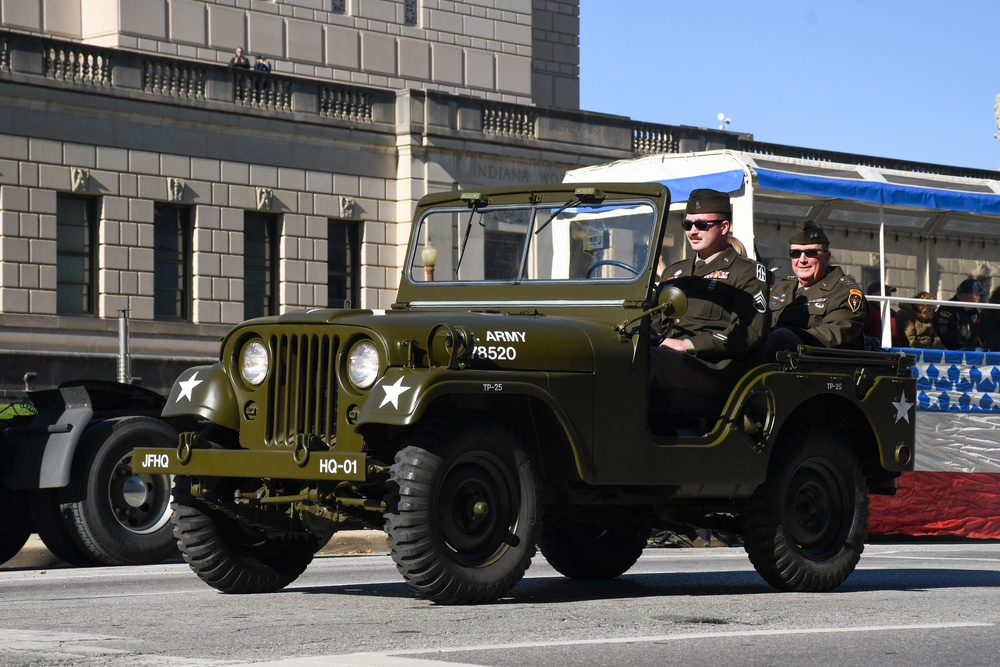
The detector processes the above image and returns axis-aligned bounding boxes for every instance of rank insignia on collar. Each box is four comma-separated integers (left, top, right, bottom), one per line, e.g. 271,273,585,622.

848,288,863,313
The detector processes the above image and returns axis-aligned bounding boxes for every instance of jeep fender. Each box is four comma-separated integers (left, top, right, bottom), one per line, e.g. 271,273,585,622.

357,368,596,481
751,369,914,473
161,364,239,432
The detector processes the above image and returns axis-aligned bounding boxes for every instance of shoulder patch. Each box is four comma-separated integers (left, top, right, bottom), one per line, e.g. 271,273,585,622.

847,288,863,313
756,263,767,282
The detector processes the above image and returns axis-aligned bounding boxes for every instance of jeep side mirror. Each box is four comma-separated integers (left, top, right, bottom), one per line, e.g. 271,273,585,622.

657,285,687,319
614,284,687,338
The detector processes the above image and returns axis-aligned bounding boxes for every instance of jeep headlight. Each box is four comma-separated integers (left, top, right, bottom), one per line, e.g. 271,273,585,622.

240,340,269,386
348,340,380,390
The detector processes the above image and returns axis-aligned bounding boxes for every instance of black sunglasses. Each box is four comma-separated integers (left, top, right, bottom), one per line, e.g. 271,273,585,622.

681,219,725,231
789,248,825,259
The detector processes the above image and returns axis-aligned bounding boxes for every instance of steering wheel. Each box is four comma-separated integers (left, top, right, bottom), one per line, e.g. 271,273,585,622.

586,259,640,278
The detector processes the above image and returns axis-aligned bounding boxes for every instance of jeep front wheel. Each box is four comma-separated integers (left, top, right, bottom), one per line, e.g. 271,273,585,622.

540,521,648,579
171,476,319,594
385,413,539,604
740,427,867,591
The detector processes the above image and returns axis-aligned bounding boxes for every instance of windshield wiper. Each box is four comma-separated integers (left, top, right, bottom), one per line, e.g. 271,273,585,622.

455,192,490,277
533,187,607,236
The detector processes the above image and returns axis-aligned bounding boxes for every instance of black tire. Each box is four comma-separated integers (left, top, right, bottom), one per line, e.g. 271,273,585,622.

0,483,33,564
740,427,868,592
539,522,648,580
28,488,99,566
56,417,178,565
384,412,539,605
171,475,320,594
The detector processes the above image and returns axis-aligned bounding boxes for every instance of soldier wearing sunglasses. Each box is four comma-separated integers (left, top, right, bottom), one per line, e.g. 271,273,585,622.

649,189,770,397
762,220,866,360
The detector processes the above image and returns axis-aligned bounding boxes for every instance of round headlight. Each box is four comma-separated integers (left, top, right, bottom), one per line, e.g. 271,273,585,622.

240,340,269,386
348,340,380,390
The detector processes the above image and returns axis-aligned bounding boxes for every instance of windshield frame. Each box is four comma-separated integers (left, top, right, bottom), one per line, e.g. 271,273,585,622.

395,183,671,308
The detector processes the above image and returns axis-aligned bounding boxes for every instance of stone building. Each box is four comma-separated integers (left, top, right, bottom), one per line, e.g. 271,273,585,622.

1,1,997,394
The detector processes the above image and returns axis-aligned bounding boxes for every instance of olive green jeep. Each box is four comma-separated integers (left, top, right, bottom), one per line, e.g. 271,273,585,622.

134,183,915,604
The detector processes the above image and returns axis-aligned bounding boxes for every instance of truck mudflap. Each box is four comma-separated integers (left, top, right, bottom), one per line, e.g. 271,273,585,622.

8,385,94,489
132,444,366,482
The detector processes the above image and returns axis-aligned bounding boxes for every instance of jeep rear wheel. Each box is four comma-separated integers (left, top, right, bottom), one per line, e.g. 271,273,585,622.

171,476,319,594
740,427,867,591
385,412,539,605
540,521,647,579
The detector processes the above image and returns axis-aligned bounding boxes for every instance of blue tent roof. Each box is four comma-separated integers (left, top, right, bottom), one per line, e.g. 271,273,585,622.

658,167,1000,218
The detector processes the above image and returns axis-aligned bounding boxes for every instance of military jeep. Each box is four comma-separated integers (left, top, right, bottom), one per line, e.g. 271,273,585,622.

134,182,915,604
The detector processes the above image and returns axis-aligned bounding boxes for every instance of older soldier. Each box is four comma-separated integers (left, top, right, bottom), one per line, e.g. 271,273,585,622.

762,220,866,360
649,189,770,397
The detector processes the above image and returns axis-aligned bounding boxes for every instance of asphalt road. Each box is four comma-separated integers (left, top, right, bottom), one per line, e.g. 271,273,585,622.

2,540,999,666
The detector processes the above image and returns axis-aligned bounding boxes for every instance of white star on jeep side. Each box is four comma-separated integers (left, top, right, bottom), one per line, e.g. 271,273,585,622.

892,392,913,423
176,372,202,402
379,376,410,409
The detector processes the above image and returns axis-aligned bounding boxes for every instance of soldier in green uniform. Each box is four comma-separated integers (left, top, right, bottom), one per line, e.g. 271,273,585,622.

649,189,770,397
762,220,866,360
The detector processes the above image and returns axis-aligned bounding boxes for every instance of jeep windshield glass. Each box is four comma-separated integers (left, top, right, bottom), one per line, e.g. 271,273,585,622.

409,199,657,283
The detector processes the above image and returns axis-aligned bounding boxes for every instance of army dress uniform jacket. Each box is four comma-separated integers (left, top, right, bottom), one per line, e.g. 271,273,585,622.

659,246,770,372
768,265,866,349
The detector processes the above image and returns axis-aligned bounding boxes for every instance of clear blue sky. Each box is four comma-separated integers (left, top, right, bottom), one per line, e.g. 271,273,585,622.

579,0,999,171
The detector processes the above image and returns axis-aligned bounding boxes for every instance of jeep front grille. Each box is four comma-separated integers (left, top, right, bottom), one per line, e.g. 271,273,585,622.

266,333,339,447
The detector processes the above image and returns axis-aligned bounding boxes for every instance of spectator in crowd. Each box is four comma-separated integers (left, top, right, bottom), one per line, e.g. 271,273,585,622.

254,54,271,72
229,47,251,69
863,281,902,345
761,220,866,360
728,235,748,256
978,286,1000,350
932,278,986,350
649,189,770,398
895,291,940,348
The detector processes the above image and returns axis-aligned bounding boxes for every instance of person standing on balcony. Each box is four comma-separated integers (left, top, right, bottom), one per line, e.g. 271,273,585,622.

254,55,271,73
229,47,251,69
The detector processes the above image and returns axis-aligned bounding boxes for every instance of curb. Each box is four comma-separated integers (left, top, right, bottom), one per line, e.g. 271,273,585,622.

3,530,390,570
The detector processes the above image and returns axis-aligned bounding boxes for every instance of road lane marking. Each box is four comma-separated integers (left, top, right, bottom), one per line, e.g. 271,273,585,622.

378,621,993,656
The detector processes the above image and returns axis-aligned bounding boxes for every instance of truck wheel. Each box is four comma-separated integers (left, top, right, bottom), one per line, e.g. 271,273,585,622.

539,522,647,579
171,476,319,594
0,483,33,564
384,413,539,605
740,427,867,592
57,417,178,565
28,489,99,566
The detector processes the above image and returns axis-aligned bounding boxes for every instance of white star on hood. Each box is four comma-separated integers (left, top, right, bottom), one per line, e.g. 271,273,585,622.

379,376,410,410
177,372,202,402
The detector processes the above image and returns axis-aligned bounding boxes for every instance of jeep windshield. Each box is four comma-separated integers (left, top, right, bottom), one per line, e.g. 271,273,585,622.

406,191,660,284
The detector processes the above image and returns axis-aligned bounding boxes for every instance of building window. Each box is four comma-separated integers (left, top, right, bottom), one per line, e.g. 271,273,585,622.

403,0,417,25
328,220,361,308
56,194,98,315
331,0,346,12
154,204,192,320
245,213,279,319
